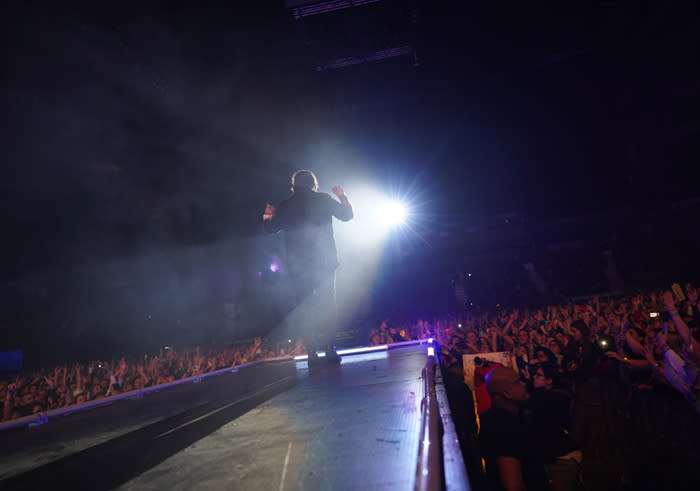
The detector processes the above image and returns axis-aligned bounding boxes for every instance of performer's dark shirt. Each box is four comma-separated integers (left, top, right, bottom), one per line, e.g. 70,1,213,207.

263,189,352,273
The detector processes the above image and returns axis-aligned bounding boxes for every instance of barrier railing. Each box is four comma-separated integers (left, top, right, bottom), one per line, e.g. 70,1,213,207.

292,339,428,360
415,344,443,491
0,356,293,432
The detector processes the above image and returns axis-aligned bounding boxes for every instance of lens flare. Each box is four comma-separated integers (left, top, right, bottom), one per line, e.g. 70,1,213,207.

378,200,408,226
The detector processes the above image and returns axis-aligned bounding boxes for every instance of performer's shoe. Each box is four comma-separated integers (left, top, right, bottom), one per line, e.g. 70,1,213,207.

324,346,342,365
307,351,321,368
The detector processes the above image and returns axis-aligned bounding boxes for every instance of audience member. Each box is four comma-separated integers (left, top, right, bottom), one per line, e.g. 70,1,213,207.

479,366,547,491
529,362,581,491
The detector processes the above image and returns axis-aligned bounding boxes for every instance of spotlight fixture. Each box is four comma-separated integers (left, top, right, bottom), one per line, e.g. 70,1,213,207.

378,200,408,226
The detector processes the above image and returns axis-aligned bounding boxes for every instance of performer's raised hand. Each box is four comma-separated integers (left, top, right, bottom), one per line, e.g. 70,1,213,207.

263,203,275,221
331,185,345,199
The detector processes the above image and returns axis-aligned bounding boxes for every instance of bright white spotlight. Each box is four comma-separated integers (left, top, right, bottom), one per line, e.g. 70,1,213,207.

378,200,408,226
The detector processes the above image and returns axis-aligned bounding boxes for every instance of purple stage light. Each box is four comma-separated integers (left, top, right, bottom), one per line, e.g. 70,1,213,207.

270,263,278,273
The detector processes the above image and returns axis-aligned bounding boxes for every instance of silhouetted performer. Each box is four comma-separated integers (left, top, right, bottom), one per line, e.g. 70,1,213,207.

263,170,353,366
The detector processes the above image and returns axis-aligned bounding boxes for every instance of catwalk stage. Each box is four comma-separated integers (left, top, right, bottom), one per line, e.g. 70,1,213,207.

0,342,469,490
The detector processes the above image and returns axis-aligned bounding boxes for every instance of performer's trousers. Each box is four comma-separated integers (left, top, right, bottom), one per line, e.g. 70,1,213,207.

290,268,337,353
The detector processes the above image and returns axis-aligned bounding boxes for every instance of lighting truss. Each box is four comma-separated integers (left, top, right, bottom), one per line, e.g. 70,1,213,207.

286,0,382,20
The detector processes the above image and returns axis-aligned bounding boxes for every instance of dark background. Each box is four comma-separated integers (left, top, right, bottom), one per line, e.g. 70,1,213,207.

1,1,699,367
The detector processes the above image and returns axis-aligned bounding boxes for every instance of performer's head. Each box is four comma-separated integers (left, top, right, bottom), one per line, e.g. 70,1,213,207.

291,169,319,193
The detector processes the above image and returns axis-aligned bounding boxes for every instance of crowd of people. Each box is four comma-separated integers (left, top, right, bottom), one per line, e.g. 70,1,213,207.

369,286,700,490
1,337,305,422
4,280,700,488
371,287,700,411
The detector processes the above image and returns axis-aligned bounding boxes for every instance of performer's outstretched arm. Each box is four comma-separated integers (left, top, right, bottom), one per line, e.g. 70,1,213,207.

262,203,280,233
331,185,353,221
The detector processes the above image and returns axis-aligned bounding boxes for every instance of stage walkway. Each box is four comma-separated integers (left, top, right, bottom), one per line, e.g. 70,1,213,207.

1,343,469,490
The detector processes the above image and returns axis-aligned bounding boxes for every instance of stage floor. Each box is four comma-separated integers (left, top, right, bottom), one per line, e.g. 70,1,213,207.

2,344,432,491
119,347,426,490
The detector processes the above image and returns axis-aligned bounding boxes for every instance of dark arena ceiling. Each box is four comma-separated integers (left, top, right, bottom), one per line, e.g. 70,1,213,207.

2,1,698,276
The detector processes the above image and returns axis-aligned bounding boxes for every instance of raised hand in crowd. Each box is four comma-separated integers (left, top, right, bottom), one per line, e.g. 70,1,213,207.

664,290,700,361
662,290,676,310
43,373,56,389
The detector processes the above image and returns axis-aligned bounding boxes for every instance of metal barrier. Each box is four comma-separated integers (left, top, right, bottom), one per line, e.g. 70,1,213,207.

415,346,444,491
292,339,428,360
0,356,292,433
